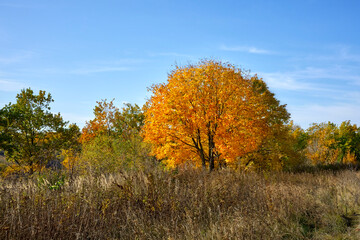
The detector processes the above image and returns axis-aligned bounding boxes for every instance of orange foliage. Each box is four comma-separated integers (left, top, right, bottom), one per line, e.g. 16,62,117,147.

306,121,360,165
80,99,118,143
142,60,270,171
306,122,339,164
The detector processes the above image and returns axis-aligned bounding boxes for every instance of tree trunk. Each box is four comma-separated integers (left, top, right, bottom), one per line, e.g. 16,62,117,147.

208,134,215,171
200,150,206,169
209,155,215,171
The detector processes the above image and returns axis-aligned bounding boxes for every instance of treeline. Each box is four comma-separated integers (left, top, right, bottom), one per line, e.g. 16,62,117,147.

0,93,359,178
0,91,151,177
0,60,359,177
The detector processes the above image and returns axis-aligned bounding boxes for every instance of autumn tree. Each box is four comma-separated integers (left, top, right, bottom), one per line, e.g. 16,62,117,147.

80,99,118,143
80,99,144,143
306,122,337,164
0,88,80,174
113,103,145,140
79,100,148,174
239,77,288,170
336,121,360,162
306,121,359,165
143,60,272,171
239,78,307,171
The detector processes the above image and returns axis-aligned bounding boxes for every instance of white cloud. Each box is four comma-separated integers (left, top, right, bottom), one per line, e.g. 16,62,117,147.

71,66,130,75
94,58,147,65
0,3,43,8
68,58,145,75
260,72,318,91
0,79,27,92
289,104,360,128
334,45,360,62
11,59,140,76
148,52,194,58
259,67,360,91
288,45,360,77
0,51,34,64
220,45,273,54
259,66,360,128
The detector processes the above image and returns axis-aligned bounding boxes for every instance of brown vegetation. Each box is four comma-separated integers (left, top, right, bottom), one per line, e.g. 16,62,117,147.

1,168,360,239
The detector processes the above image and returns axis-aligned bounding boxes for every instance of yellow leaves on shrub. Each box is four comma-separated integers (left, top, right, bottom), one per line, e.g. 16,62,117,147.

2,164,44,178
61,149,80,171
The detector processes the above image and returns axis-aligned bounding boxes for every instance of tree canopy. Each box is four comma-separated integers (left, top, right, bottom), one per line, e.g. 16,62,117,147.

143,60,279,171
0,88,80,173
306,121,359,165
78,99,148,174
80,99,144,143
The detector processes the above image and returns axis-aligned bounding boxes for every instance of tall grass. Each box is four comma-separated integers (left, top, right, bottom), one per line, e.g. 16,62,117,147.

1,168,360,239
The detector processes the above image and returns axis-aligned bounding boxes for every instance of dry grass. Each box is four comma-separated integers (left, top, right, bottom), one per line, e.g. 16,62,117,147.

1,168,360,239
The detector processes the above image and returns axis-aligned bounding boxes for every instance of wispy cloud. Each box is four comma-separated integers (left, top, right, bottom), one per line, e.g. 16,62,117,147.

0,79,27,92
0,2,43,8
260,72,317,91
258,64,360,127
148,52,194,58
290,46,360,64
289,104,360,128
333,45,360,62
220,45,273,54
69,58,145,75
94,58,147,65
259,67,360,91
71,66,130,75
0,51,34,64
8,58,143,76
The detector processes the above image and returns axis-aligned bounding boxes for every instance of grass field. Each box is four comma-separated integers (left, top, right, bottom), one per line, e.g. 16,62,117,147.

1,168,360,239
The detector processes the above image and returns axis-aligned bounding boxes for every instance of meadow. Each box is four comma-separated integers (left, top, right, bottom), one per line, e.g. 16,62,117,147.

1,166,360,240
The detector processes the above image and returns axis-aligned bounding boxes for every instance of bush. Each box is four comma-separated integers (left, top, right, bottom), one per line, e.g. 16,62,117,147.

76,134,152,176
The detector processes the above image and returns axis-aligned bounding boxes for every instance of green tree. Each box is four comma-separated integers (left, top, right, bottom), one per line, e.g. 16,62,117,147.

305,121,359,165
336,121,360,162
113,103,145,140
0,88,80,174
80,100,144,143
239,78,306,171
79,100,149,174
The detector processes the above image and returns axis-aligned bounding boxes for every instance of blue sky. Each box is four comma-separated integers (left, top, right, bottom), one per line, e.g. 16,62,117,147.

1,0,360,129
